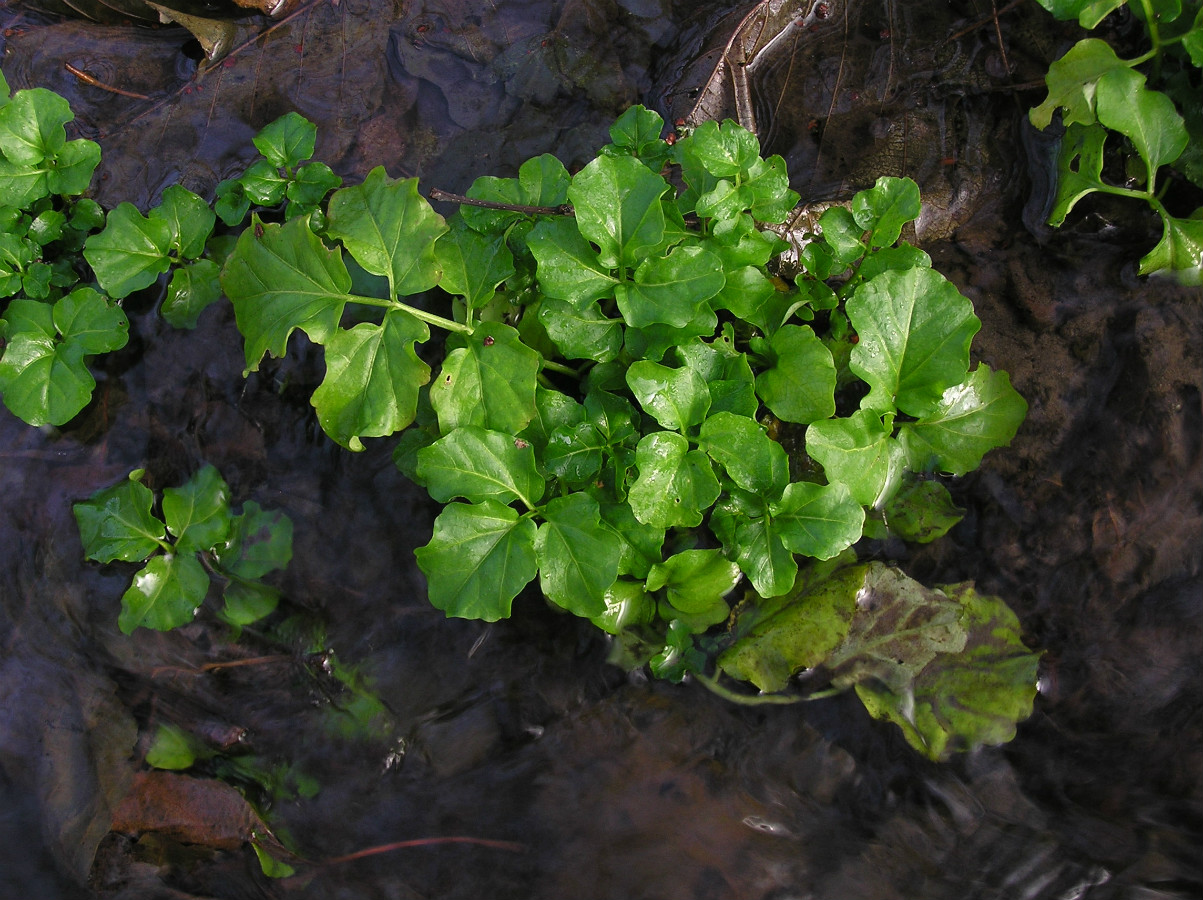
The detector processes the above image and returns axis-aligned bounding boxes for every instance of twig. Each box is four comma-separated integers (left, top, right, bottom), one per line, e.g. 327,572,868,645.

65,63,152,100
428,187,573,217
320,836,527,866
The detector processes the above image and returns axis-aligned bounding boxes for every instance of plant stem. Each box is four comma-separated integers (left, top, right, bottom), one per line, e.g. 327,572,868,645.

428,187,574,218
693,671,804,705
1134,0,1163,71
343,293,473,335
540,358,579,378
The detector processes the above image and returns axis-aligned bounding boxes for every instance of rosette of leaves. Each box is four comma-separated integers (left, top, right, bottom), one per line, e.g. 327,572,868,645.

74,466,293,633
1029,0,1203,280
0,69,127,427
219,106,1034,755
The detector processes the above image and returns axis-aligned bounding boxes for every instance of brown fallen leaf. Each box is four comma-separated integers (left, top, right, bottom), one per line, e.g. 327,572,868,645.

110,770,263,851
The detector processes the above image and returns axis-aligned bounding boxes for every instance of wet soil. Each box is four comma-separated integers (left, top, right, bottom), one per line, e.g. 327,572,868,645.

1,0,1202,898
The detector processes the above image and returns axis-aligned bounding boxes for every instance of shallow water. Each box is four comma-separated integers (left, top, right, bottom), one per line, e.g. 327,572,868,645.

2,0,1202,897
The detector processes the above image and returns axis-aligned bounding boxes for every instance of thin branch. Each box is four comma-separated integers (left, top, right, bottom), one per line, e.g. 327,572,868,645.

428,187,573,217
64,64,152,100
321,836,527,866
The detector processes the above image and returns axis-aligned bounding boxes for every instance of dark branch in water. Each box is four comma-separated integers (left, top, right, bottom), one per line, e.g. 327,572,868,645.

65,64,152,100
428,187,573,217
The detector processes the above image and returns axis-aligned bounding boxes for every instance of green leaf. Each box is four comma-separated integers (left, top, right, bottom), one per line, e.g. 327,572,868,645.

237,159,288,207
214,178,251,226
898,365,1027,476
881,479,963,543
415,500,539,621
627,431,720,528
146,724,200,770
1095,68,1188,180
53,286,129,355
326,167,448,298
83,202,173,299
0,156,50,207
718,562,862,691
1139,211,1203,278
429,323,539,434
416,425,544,506
252,111,317,170
742,155,799,223
589,579,655,634
807,409,907,507
544,422,606,483
0,290,128,426
221,581,280,626
1030,39,1129,129
0,87,70,164
214,500,293,581
851,176,921,248
854,581,1040,760
597,498,665,579
771,481,865,559
286,161,341,213
435,217,515,312
754,324,837,424
645,548,741,614
150,184,215,260
696,412,789,496
47,139,101,197
568,154,671,268
537,297,622,362
625,359,712,432
161,259,223,329
162,464,233,554
535,493,622,617
528,216,618,306
606,105,668,170
221,214,350,372
1048,122,1110,225
816,205,867,270
673,329,758,418
1032,0,1126,26
613,244,725,328
74,471,166,563
310,310,432,450
710,493,790,596
461,153,570,233
686,118,761,179
847,267,980,417
118,552,210,634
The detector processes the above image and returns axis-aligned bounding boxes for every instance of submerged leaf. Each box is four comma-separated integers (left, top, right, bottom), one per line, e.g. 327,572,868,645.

854,582,1040,760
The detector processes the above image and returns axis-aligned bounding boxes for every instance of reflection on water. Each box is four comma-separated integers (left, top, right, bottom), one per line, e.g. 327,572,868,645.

2,0,1203,897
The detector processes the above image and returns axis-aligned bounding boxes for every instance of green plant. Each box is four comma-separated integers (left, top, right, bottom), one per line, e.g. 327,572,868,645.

9,66,1036,759
1030,0,1203,280
73,465,293,632
214,106,1037,759
0,68,128,426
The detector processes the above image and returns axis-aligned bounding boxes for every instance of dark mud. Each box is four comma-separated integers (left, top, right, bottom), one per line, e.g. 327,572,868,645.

1,0,1202,897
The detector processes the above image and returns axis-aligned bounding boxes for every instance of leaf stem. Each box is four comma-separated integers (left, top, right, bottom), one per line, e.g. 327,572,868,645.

342,293,473,335
692,670,805,705
540,358,579,378
428,187,574,218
